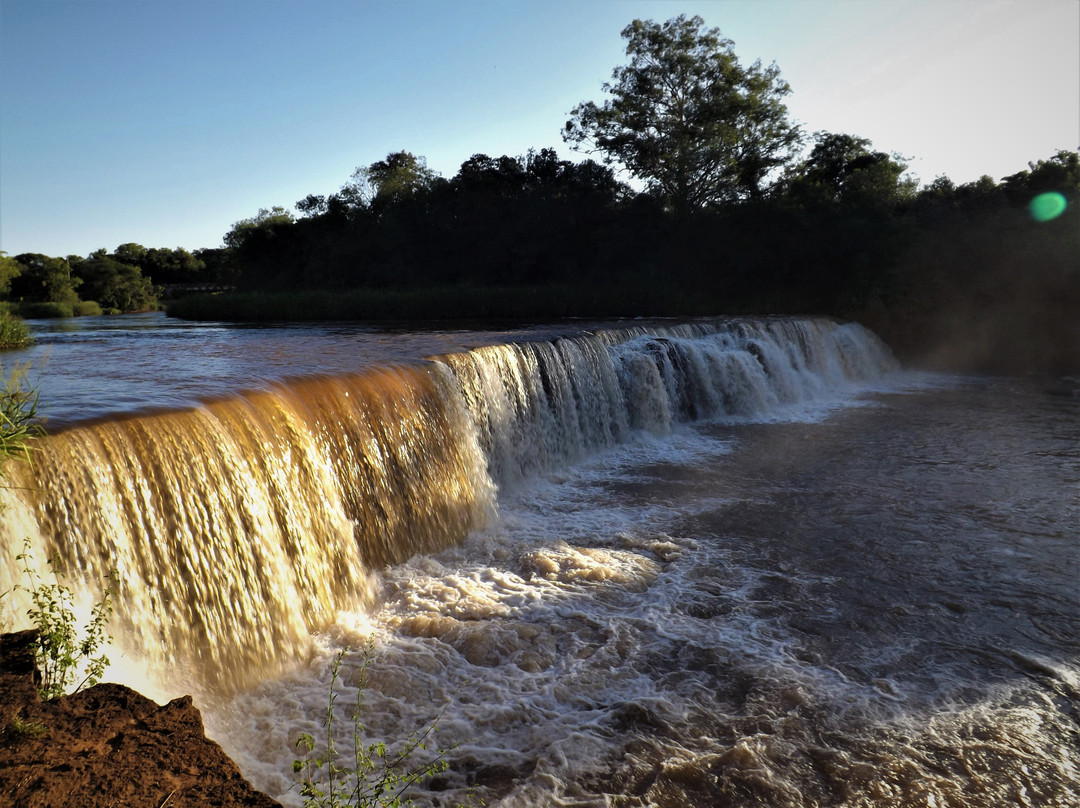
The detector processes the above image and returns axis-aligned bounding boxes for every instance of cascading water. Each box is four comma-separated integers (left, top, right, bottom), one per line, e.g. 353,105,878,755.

0,317,894,692
444,319,896,488
1,365,495,689
5,315,1077,807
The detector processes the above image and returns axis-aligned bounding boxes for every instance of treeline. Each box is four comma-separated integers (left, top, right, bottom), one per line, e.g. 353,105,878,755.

171,140,1078,371
217,148,630,292
0,244,234,321
167,13,1077,372
6,15,1078,372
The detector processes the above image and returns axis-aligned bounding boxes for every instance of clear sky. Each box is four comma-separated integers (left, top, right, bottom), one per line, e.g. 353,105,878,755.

2,0,1077,259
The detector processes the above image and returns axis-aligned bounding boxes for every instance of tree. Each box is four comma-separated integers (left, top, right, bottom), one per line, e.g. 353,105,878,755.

564,14,801,212
295,194,328,217
454,153,528,197
787,132,916,207
73,251,157,312
9,254,81,305
0,253,22,299
346,151,440,210
141,247,206,285
953,175,1003,209
113,242,148,267
194,248,237,284
223,206,295,250
1001,149,1080,203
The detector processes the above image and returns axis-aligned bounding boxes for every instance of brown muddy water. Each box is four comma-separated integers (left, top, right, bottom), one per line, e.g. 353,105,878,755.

2,314,1076,806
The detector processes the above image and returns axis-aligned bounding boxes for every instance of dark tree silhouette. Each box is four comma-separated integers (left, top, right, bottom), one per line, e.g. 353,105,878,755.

564,14,801,213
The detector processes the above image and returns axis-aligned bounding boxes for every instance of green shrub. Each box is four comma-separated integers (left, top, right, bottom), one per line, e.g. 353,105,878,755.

0,312,34,350
0,363,42,468
15,541,115,700
167,282,707,323
294,645,472,808
18,301,74,319
3,715,47,739
72,300,103,316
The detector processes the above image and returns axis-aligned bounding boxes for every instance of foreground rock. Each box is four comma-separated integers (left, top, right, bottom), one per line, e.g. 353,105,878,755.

0,631,280,808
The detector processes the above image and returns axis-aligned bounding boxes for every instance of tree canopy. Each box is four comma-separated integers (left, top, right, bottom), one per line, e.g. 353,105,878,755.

786,132,917,207
9,254,82,306
347,151,441,210
564,14,801,212
224,206,296,250
6,11,1077,372
73,250,157,312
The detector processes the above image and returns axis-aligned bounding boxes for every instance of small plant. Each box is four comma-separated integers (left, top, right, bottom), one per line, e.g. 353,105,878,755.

294,644,473,808
0,363,42,470
0,312,34,350
15,541,115,700
3,715,47,740
0,362,42,631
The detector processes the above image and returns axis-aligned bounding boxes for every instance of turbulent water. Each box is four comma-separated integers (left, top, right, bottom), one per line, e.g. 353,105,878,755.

2,315,1077,807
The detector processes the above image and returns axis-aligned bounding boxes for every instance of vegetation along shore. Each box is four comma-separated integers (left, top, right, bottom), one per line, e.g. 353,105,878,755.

3,15,1077,375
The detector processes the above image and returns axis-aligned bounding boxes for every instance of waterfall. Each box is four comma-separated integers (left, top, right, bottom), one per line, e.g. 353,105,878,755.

1,366,494,690
0,318,896,691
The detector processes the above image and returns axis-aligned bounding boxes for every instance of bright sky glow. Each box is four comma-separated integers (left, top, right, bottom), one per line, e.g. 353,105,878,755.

2,0,1077,258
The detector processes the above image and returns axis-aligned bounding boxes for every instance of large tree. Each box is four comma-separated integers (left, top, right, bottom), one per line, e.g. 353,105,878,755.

347,151,441,210
564,14,801,213
787,132,917,207
9,254,81,305
73,250,157,312
0,253,22,299
223,206,296,250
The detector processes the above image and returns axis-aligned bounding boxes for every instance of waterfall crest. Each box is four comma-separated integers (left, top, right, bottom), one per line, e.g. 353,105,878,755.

0,318,896,690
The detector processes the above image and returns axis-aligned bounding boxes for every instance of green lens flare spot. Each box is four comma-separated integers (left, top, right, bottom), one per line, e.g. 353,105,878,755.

1029,192,1067,222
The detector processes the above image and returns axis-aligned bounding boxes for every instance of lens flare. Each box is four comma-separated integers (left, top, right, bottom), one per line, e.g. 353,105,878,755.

1028,192,1067,221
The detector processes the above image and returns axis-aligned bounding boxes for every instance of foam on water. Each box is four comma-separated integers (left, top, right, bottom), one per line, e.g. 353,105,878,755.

198,367,936,805
206,370,1078,807
10,316,1074,805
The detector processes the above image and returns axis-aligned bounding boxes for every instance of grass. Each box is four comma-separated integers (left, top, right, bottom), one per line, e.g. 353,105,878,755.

72,300,104,316
0,312,34,350
0,364,42,467
15,301,75,319
3,715,47,740
6,299,110,320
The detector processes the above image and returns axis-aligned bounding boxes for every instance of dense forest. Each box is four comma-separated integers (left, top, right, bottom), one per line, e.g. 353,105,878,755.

3,15,1077,371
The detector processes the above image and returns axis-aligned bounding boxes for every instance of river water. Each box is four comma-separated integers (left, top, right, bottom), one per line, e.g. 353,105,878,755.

5,313,581,426
2,314,1077,807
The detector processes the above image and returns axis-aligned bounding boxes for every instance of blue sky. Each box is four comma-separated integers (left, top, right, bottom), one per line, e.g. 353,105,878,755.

2,0,1077,258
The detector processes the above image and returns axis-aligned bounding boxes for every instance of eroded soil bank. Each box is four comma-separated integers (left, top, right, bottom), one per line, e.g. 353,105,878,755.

0,631,280,808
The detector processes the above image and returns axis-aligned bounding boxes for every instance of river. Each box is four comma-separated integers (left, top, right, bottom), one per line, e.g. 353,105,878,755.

1,313,1076,807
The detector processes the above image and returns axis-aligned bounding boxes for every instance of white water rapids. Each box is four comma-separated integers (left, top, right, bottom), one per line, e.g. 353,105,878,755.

2,316,1076,806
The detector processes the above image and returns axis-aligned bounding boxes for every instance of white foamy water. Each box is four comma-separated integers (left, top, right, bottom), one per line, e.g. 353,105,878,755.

5,317,1076,806
206,369,1079,807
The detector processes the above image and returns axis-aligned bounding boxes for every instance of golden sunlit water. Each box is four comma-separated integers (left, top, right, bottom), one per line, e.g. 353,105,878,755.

3,316,1076,806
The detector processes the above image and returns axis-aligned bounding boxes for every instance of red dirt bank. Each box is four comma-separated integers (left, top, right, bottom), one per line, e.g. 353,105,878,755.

0,631,281,808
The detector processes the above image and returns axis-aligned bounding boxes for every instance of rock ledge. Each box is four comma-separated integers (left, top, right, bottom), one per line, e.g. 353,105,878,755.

0,630,280,808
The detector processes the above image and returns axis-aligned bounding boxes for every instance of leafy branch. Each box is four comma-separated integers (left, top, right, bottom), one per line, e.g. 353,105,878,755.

0,362,42,473
294,644,477,808
15,541,116,700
